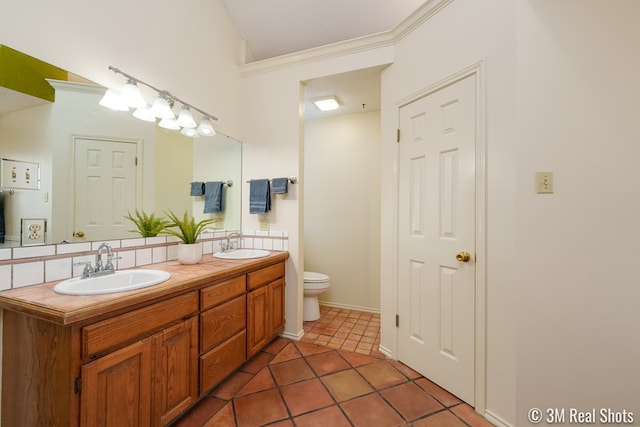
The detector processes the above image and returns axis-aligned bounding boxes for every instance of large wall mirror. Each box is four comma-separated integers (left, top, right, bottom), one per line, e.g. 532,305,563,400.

0,46,242,248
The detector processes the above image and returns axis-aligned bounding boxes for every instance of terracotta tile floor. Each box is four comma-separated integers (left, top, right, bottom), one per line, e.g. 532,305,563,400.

172,307,494,427
299,306,385,358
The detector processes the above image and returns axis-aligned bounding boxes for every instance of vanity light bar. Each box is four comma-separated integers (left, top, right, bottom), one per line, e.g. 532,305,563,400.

107,66,218,122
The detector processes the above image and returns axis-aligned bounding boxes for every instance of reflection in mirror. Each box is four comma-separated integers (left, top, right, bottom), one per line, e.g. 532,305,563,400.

0,46,242,248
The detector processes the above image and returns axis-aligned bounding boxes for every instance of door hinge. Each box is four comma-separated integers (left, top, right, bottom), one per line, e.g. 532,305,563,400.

74,376,82,394
396,129,400,143
395,314,399,327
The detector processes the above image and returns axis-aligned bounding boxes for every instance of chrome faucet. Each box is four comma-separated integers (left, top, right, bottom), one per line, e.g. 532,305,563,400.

221,232,241,252
74,243,120,279
95,243,115,273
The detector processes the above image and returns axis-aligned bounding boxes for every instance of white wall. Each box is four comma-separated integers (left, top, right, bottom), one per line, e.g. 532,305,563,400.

515,1,640,424
0,104,52,243
304,111,381,312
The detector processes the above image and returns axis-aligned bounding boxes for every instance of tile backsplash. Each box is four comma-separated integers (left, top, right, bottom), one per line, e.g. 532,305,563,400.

0,230,288,290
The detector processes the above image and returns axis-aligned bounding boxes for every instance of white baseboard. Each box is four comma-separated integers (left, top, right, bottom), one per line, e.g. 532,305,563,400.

280,329,304,341
377,344,393,359
484,409,513,427
319,301,380,314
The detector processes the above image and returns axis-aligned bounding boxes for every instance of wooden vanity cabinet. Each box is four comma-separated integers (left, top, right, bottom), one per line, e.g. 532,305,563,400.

1,255,288,427
247,262,286,358
1,291,199,427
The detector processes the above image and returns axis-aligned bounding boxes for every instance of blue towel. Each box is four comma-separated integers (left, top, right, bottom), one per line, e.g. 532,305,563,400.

249,179,271,214
190,181,204,196
203,181,224,213
271,177,289,194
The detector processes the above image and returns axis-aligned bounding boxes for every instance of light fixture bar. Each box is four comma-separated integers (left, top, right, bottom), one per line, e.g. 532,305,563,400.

108,66,218,121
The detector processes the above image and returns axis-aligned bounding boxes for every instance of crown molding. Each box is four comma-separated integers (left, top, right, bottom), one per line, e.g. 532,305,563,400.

238,0,454,77
46,79,103,95
239,31,395,77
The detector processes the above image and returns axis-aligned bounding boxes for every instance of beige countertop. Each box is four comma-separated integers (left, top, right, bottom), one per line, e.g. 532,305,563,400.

0,251,289,326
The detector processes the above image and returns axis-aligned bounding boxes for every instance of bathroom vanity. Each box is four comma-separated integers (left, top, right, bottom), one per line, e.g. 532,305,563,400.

0,251,288,426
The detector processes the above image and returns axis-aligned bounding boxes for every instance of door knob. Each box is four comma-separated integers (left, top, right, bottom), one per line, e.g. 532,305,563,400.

456,251,471,263
73,231,85,238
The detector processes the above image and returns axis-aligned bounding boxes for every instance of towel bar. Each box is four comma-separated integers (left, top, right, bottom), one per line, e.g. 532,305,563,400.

245,177,297,184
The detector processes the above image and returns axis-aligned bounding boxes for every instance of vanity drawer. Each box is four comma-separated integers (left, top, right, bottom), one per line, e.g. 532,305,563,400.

200,276,246,310
200,329,246,393
247,262,285,290
82,291,198,360
200,294,246,353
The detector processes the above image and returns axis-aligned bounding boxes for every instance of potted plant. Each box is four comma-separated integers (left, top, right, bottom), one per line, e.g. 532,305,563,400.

125,210,169,237
162,210,217,264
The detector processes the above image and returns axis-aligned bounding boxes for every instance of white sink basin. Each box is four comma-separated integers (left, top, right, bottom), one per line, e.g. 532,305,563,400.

213,248,271,260
53,269,171,296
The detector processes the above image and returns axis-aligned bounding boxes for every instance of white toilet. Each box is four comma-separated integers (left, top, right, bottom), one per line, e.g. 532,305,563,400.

303,271,331,321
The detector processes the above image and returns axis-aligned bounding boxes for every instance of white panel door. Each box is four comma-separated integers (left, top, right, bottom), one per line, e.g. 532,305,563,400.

397,74,476,404
74,138,138,241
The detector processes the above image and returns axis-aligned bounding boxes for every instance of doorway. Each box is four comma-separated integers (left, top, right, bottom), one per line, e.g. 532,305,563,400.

302,66,384,313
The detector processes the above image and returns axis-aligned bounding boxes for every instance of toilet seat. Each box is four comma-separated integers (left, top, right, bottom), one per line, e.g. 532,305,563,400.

304,271,329,283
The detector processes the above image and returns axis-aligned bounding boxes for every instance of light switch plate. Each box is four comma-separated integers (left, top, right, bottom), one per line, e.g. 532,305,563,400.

21,218,47,246
1,159,40,190
536,171,554,194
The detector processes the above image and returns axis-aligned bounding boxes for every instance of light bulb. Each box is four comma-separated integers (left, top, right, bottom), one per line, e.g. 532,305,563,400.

176,106,197,128
197,115,216,136
150,95,175,119
133,104,156,122
181,127,200,138
159,117,180,130
99,88,129,111
120,80,147,108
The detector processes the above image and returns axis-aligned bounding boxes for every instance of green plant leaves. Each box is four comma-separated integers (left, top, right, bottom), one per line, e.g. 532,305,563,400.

124,210,169,237
161,210,217,244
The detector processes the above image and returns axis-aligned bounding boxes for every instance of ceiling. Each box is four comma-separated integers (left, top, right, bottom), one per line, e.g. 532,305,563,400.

222,0,427,120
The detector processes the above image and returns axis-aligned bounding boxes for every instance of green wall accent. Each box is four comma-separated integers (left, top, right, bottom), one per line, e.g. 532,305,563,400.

0,45,68,102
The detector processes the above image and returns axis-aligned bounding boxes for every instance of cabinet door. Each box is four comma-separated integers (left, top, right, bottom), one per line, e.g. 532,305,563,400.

269,278,285,337
81,338,152,427
247,285,269,358
152,317,198,427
